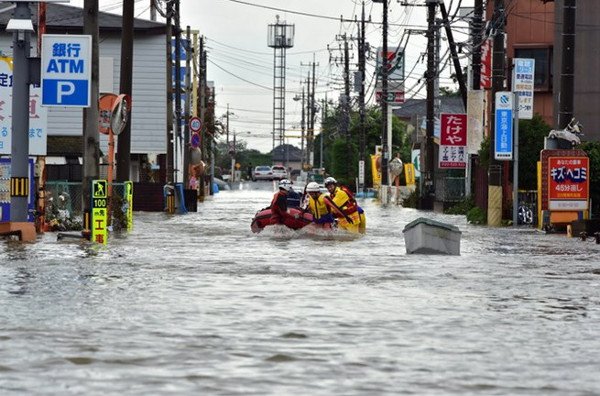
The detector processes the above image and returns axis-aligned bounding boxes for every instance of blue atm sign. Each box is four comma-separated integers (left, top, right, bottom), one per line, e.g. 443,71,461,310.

41,34,91,107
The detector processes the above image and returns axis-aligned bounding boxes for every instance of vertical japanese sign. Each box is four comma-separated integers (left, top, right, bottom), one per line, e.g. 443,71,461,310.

41,34,91,107
494,92,513,160
480,39,492,89
91,180,108,245
125,181,133,231
439,113,467,169
0,56,48,155
548,156,589,211
512,58,535,119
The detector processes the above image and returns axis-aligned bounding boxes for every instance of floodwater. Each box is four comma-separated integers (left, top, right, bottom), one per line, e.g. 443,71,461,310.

1,182,600,395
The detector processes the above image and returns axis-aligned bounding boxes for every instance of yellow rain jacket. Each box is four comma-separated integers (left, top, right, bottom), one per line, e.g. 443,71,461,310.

326,187,361,233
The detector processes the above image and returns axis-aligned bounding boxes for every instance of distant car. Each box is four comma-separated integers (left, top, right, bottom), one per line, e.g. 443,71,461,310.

271,165,288,180
252,165,273,181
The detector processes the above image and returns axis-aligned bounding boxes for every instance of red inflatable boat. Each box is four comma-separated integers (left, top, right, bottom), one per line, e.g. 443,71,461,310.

251,207,314,233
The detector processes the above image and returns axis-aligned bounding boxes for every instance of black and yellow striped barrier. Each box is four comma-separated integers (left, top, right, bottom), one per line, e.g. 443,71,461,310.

10,177,29,197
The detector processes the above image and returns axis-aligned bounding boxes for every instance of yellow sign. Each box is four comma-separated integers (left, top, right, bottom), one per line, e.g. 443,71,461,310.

91,180,108,245
370,154,381,188
125,181,133,231
235,162,241,169
404,163,416,186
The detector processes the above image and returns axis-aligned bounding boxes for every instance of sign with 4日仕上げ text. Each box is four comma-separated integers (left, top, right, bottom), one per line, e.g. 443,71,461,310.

41,34,91,107
439,113,467,169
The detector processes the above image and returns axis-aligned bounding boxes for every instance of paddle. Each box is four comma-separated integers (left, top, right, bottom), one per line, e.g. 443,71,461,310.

323,195,354,224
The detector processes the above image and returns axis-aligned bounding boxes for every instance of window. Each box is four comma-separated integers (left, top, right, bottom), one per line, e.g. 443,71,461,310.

514,47,553,92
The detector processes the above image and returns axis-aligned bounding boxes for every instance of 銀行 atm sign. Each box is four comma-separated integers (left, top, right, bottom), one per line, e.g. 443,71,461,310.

41,34,91,107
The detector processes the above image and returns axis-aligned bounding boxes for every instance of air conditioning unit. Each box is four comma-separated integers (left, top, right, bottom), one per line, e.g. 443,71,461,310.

286,38,293,47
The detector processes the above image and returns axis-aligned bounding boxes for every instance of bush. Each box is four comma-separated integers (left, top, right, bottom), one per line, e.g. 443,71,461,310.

402,186,419,208
466,206,487,225
444,196,475,215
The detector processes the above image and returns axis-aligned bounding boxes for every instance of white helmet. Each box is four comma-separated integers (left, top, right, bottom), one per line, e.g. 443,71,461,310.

324,177,337,186
278,179,292,191
306,182,321,193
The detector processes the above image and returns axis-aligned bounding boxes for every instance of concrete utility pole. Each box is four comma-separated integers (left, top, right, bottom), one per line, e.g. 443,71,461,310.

358,1,367,192
116,0,134,182
343,34,351,181
472,0,483,90
173,0,182,183
82,0,100,235
422,0,438,210
374,0,389,194
150,0,157,21
166,2,174,184
488,0,506,226
558,0,576,129
183,25,191,186
439,1,467,108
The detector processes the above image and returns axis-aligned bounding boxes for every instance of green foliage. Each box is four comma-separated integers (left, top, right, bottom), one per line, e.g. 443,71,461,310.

580,141,600,215
402,187,419,208
444,196,475,215
518,115,551,190
466,206,487,225
330,138,357,186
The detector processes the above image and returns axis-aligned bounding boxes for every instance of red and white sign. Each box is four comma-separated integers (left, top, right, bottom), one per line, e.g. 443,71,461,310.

481,39,492,89
189,116,202,133
439,113,467,169
375,91,404,104
548,156,589,211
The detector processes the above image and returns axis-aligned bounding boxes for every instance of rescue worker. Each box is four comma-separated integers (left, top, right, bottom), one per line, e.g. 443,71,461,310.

270,179,296,225
323,177,365,233
305,182,334,226
282,179,302,208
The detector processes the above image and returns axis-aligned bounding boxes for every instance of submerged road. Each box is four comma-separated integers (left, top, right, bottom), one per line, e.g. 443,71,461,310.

1,182,599,395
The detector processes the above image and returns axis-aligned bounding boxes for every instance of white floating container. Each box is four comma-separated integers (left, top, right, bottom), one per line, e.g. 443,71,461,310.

403,217,461,255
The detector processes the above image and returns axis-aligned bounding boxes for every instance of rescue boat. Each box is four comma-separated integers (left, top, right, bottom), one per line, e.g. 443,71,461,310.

250,207,314,233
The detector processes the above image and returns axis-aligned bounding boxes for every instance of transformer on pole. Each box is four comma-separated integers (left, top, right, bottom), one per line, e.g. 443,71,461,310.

268,16,294,154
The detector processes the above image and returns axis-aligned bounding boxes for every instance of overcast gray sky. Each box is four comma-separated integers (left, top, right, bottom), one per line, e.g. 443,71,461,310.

79,0,472,153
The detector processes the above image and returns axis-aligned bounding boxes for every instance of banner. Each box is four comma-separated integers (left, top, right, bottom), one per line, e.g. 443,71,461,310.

467,90,484,154
439,113,467,169
370,154,381,188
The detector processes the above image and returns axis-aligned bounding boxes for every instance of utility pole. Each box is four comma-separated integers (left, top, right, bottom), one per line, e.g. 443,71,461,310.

358,1,367,193
439,1,467,108
183,25,191,186
301,58,318,167
173,0,182,183
311,58,317,167
558,0,576,129
116,0,134,182
82,0,100,236
150,0,157,21
472,0,483,90
488,0,506,226
166,1,174,184
343,34,351,182
373,0,389,197
422,0,438,210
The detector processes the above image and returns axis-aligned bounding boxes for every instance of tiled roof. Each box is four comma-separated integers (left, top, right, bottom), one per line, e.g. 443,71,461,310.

272,144,302,162
0,3,166,33
393,97,465,119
